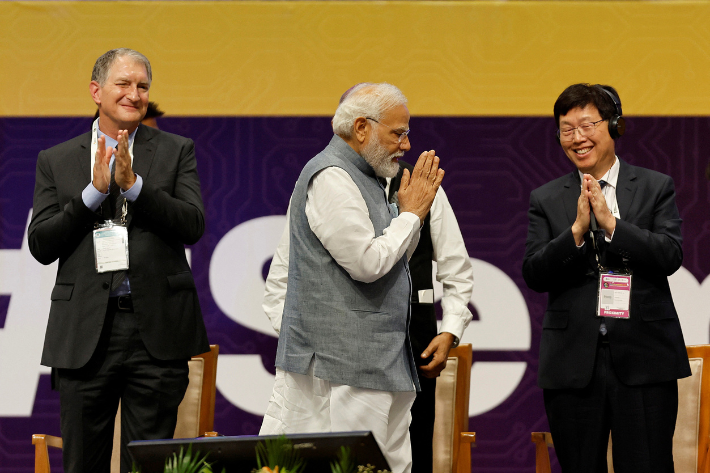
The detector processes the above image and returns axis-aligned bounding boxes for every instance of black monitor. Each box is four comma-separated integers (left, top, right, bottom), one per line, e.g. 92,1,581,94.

127,431,390,473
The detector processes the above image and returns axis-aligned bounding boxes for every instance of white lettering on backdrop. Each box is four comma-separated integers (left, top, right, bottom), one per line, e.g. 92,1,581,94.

0,212,707,417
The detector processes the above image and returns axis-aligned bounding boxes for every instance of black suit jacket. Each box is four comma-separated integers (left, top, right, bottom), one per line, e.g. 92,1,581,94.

28,124,210,369
523,160,690,389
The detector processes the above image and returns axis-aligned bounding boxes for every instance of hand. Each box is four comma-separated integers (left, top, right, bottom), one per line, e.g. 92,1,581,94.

114,130,136,191
418,332,455,378
397,150,445,225
584,174,616,235
571,178,591,245
92,135,112,194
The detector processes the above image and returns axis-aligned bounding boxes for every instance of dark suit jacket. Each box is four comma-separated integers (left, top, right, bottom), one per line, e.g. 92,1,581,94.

28,124,210,369
523,159,690,390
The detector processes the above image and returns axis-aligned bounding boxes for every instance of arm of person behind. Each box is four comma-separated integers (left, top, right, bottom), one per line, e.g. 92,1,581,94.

431,187,473,342
419,187,474,378
131,139,205,245
307,167,421,283
263,204,291,335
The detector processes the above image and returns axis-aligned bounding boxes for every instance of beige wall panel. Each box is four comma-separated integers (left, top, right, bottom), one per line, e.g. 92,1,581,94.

2,1,710,116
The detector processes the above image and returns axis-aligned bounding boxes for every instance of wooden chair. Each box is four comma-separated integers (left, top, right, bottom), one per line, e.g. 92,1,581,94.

532,344,710,473
433,343,477,473
32,344,219,473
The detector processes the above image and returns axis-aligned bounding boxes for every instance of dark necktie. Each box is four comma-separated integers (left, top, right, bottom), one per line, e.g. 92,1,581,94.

108,161,127,291
594,180,608,246
108,161,126,220
596,179,609,336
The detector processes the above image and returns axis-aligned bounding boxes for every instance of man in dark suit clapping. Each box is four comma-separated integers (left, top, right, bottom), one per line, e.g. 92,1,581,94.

28,48,209,473
523,83,690,473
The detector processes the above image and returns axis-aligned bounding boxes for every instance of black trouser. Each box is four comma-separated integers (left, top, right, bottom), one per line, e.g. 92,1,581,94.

409,302,438,473
57,297,189,473
410,375,436,473
544,340,678,473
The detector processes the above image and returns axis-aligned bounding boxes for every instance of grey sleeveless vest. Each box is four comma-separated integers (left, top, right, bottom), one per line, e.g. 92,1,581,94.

275,135,419,392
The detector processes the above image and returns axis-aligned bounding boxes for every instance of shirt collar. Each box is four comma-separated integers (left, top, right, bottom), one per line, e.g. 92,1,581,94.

96,118,138,149
578,156,619,188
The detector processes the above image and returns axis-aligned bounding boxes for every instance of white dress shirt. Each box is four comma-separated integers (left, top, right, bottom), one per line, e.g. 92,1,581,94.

263,166,474,343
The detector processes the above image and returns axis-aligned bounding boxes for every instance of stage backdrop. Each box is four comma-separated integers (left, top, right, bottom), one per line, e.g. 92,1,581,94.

2,2,710,473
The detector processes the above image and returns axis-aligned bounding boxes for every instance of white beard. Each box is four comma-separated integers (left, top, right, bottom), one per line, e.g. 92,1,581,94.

361,136,403,178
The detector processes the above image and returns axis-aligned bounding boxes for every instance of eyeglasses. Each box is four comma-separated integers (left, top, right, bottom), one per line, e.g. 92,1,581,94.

558,119,605,142
366,117,410,143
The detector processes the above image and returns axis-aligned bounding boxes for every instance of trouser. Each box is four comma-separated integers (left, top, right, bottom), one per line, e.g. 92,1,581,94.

409,372,436,473
57,297,189,473
260,368,417,473
409,302,438,473
544,340,678,473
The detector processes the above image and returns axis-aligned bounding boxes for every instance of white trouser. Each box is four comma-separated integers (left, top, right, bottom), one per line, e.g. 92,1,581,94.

260,368,416,473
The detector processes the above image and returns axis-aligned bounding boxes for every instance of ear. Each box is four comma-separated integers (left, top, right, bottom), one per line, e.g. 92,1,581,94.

89,81,101,106
353,117,369,144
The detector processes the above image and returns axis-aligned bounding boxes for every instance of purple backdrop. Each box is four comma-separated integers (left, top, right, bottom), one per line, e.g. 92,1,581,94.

1,116,709,472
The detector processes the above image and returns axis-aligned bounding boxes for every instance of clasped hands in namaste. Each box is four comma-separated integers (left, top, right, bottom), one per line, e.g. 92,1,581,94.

398,150,445,226
572,174,616,245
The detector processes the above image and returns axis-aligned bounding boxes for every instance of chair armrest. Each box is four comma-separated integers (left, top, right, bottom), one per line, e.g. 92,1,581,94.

33,434,63,449
460,432,476,445
531,432,553,473
33,434,63,473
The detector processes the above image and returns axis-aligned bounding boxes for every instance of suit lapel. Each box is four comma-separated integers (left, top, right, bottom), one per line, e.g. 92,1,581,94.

77,133,92,183
563,172,581,226
616,159,637,220
132,124,157,179
126,125,157,227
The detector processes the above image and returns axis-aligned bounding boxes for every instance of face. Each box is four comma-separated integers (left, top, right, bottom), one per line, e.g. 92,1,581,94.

558,104,616,178
90,55,150,133
362,104,411,178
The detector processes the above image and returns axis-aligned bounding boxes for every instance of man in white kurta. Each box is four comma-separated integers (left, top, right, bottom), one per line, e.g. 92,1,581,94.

259,83,445,473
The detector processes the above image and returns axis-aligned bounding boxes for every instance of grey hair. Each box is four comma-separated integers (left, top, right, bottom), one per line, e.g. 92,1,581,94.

91,48,152,86
332,83,408,138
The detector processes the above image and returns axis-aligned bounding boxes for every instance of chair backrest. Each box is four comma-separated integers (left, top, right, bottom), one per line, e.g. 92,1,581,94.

606,345,710,473
433,344,472,473
110,345,219,473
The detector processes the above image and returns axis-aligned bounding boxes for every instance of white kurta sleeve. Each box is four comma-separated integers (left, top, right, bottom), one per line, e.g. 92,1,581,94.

262,204,291,335
306,167,420,283
430,187,474,342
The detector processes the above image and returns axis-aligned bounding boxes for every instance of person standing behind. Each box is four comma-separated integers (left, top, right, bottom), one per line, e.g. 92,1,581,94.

523,83,690,473
28,48,209,473
387,162,473,473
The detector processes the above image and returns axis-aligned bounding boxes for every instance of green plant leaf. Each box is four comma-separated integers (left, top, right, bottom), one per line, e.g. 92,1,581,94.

330,446,356,473
163,444,215,473
255,436,306,473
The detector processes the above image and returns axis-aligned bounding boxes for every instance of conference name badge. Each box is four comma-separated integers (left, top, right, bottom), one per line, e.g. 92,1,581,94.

597,271,632,319
93,222,129,273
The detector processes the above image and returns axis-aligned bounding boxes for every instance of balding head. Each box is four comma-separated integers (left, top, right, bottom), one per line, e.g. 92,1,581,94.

332,83,408,138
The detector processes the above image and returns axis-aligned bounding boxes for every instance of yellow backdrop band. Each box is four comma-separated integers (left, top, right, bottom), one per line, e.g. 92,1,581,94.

2,1,710,117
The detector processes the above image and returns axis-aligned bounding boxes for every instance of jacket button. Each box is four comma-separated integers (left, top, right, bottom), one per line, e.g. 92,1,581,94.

102,282,110,290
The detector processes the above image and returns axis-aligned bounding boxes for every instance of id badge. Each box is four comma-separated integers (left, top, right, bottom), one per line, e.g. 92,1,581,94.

93,222,129,273
597,271,632,319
